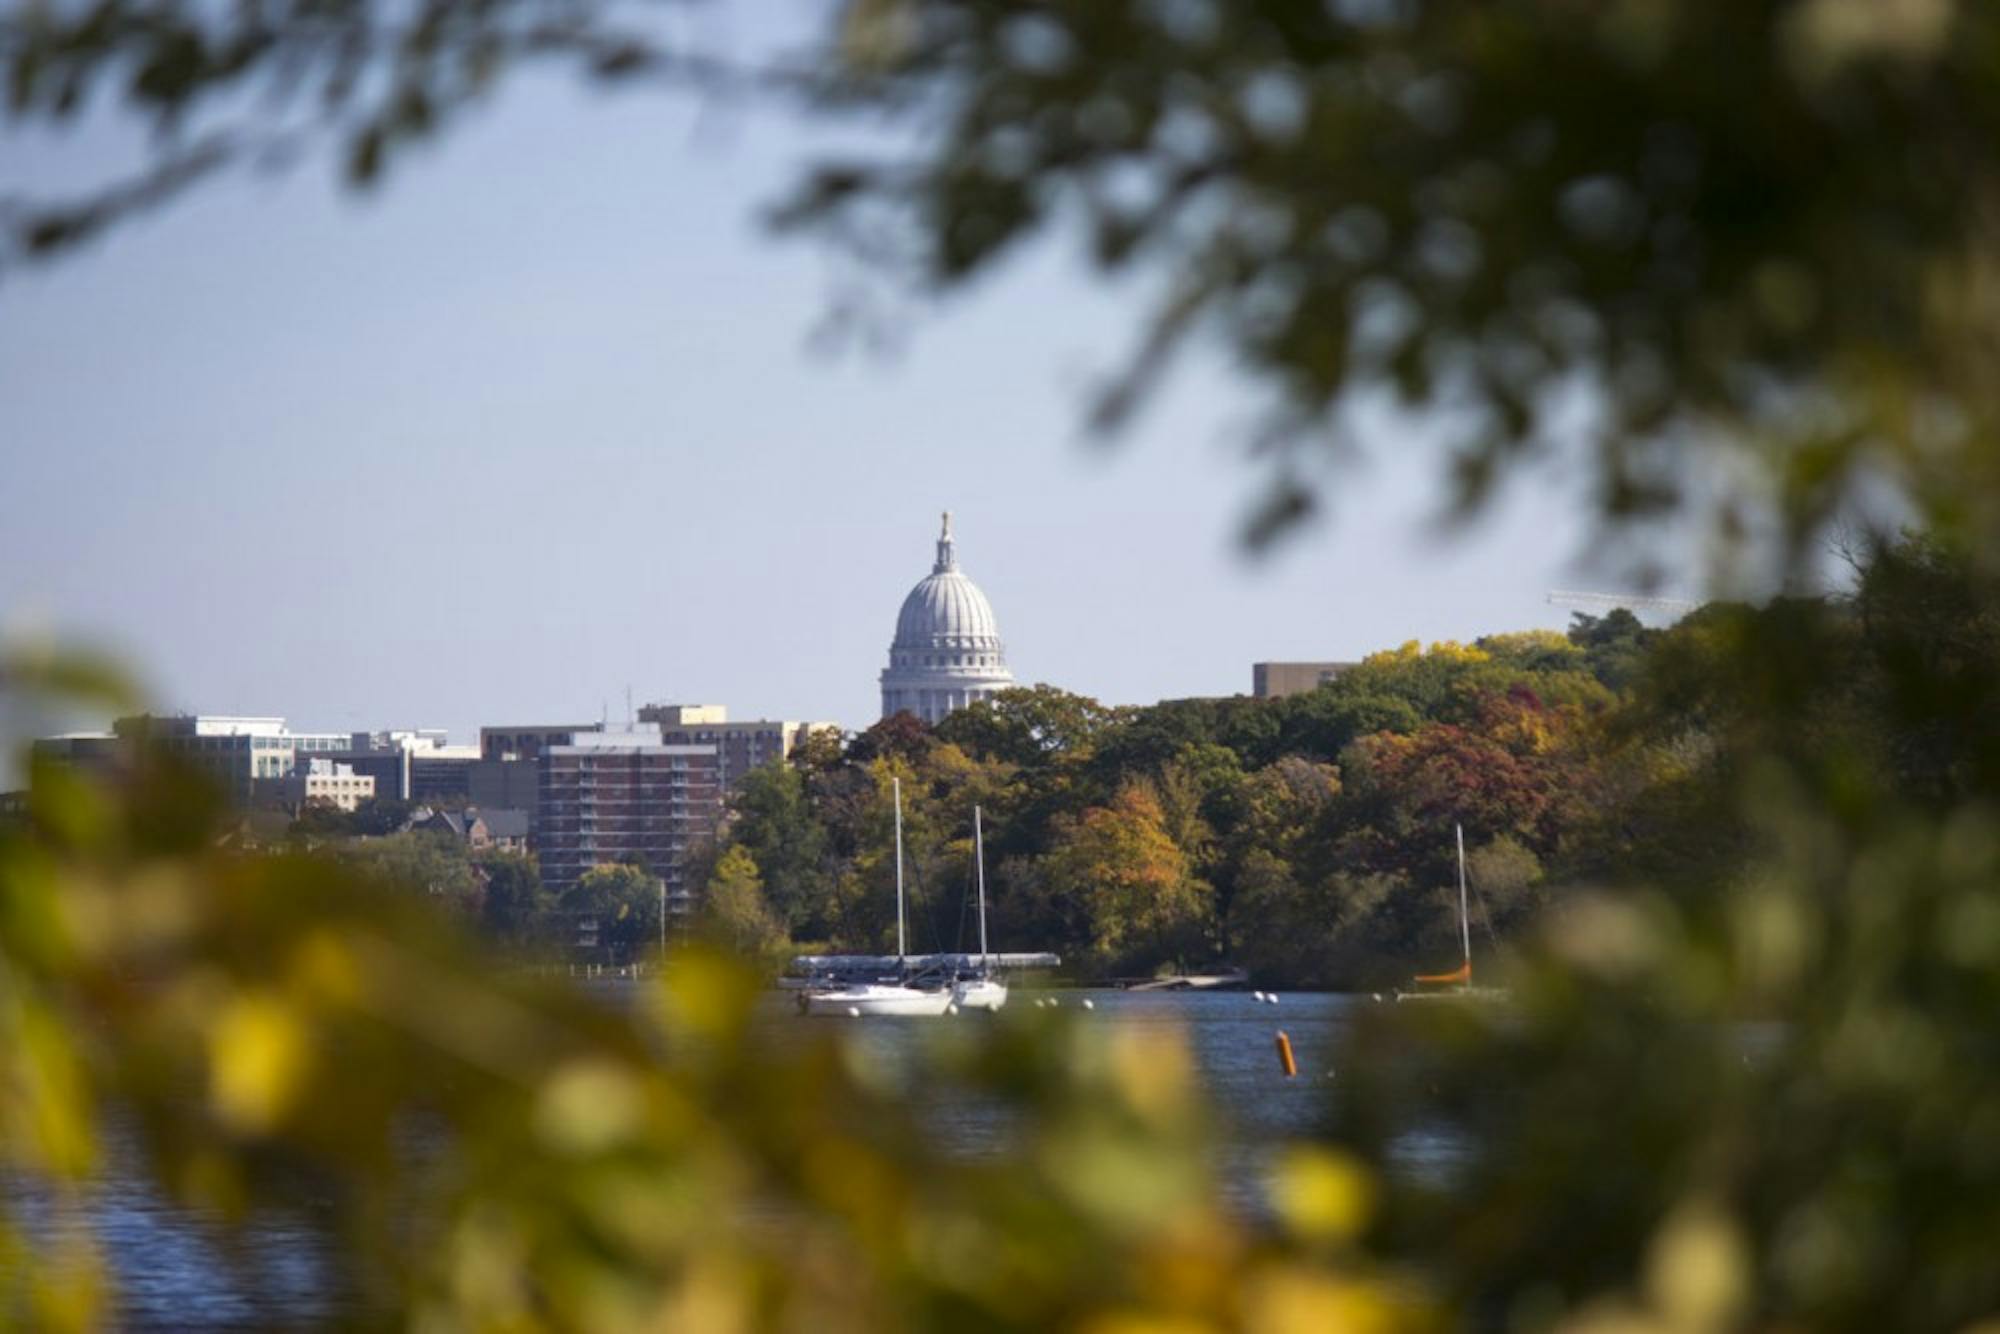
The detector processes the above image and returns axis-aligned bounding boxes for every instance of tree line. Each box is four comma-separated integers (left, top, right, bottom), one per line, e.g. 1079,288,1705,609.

272,613,1648,979
707,611,1653,986
707,535,2000,989
272,534,1995,989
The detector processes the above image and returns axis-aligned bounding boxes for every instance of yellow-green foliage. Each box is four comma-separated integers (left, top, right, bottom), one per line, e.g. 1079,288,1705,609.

699,845,788,959
0,660,1409,1329
18,568,2000,1331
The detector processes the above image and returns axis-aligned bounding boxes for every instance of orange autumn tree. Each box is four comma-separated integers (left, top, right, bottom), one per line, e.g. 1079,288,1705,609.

1041,781,1214,976
1341,688,1592,885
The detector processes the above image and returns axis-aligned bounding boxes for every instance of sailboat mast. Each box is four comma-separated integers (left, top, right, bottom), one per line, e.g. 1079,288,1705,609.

974,805,989,962
1455,822,1472,971
894,776,906,959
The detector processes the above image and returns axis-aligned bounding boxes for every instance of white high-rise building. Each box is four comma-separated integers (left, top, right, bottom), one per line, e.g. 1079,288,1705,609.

879,513,1015,724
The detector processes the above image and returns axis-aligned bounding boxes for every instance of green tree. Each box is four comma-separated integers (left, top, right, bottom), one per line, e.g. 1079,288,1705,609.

935,685,1123,768
1567,609,1661,692
698,845,788,960
562,862,662,965
845,712,934,766
789,724,848,776
341,829,480,914
1229,853,1408,989
1461,833,1545,942
286,798,358,840
725,762,830,934
476,850,550,951
1218,756,1349,978
347,795,411,838
1275,688,1424,763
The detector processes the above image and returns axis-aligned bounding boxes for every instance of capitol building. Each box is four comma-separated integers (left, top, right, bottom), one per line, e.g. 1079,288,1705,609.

880,513,1015,723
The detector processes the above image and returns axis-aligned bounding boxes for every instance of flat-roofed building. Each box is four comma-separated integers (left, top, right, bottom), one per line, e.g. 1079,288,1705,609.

279,758,376,812
409,746,480,802
30,732,123,778
41,715,350,804
479,724,603,836
535,727,724,914
1252,662,1359,700
321,729,453,803
480,723,604,762
468,757,539,813
636,704,838,791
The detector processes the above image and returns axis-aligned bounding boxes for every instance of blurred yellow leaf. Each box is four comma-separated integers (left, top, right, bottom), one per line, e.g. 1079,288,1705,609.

291,929,363,1006
1644,1199,1750,1334
207,991,311,1134
1105,1024,1196,1126
27,1228,107,1334
9,1006,97,1179
1266,1145,1374,1246
534,1059,646,1156
1077,1313,1215,1334
655,948,758,1043
1239,1265,1410,1334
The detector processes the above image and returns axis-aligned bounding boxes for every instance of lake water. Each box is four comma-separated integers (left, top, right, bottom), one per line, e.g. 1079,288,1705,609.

82,987,1437,1327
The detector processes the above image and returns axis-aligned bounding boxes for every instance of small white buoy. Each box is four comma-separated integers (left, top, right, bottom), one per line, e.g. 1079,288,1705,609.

1267,994,1280,1005
847,1006,861,1018
1081,998,1095,1010
1252,991,1266,1002
1372,993,1383,1003
946,1003,959,1015
1048,998,1059,1007
1034,999,1046,1009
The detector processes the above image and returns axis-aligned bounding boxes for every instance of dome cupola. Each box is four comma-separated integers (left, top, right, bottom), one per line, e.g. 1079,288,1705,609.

880,513,1015,724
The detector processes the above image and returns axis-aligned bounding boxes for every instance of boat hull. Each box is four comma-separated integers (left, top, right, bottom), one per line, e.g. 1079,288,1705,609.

952,978,1007,1011
800,985,955,1017
1392,986,1511,1004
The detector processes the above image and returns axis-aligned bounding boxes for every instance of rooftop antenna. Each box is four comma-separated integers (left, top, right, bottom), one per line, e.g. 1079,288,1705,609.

625,685,633,728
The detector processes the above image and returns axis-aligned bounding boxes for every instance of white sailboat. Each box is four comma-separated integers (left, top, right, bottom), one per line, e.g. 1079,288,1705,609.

952,806,1007,1011
801,776,954,1017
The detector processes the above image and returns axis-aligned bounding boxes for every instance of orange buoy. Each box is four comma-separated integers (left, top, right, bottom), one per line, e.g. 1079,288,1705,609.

1274,1030,1298,1078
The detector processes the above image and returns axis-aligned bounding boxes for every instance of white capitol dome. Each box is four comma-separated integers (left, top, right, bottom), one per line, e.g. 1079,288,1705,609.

880,513,1015,724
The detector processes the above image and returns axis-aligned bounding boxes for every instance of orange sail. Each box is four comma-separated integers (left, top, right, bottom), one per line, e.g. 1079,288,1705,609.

1414,960,1471,986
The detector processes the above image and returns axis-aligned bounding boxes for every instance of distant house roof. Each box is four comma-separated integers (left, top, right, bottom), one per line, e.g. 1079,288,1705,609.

407,806,530,842
408,807,467,838
475,808,530,839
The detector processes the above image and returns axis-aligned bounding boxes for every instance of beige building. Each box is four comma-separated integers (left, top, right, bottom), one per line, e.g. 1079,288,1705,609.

636,704,839,790
1252,661,1358,699
281,758,377,812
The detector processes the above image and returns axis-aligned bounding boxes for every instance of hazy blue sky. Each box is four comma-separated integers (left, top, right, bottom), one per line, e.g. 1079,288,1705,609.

1,56,1628,741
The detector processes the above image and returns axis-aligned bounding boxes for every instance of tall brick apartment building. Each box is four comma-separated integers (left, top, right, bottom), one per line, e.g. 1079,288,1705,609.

534,727,723,916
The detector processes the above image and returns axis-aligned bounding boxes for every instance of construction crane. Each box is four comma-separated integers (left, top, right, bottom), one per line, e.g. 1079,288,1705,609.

1546,589,1701,619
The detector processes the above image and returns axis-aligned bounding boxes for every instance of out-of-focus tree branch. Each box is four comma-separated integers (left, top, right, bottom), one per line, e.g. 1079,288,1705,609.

12,0,2000,554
